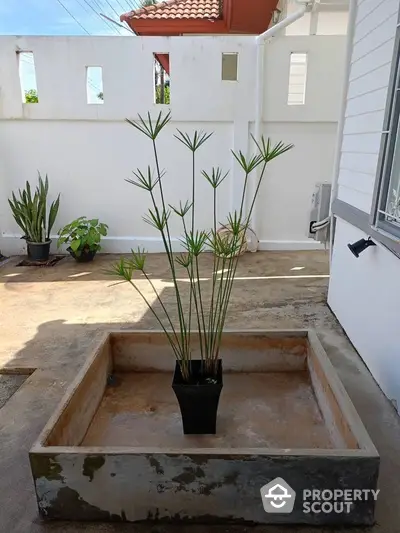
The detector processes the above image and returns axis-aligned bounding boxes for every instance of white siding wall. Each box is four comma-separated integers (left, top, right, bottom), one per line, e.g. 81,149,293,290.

337,0,399,213
329,0,400,407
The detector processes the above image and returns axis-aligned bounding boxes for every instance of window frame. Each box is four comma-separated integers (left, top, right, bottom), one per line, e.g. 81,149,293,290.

371,16,400,239
287,52,308,106
221,52,238,82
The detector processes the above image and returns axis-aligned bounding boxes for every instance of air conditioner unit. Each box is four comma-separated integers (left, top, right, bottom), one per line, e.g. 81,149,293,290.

308,182,331,242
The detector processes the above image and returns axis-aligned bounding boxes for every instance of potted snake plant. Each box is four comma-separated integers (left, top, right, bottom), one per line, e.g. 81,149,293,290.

58,217,108,262
112,111,293,434
8,173,60,262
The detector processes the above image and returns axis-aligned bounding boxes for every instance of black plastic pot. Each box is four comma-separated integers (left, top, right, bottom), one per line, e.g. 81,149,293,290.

27,240,51,262
172,359,223,434
67,247,97,263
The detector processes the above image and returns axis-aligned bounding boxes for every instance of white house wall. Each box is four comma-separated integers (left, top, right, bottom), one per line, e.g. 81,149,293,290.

0,35,345,255
329,218,400,409
285,0,349,37
328,0,400,407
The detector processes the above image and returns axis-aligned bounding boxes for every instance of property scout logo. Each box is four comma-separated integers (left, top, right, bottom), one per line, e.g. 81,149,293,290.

260,478,296,514
260,478,379,515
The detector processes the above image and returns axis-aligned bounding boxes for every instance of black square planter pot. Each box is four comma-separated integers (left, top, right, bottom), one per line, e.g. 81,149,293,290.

172,359,223,435
27,240,51,261
67,247,97,263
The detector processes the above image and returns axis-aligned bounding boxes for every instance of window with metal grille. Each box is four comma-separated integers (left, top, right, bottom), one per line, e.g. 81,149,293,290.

373,25,400,238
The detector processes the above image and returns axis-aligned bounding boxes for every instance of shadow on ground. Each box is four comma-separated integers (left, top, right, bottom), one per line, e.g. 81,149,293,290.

0,251,400,532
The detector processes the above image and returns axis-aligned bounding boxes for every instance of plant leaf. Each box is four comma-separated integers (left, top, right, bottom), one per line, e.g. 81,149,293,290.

125,110,171,140
70,239,81,252
174,129,213,152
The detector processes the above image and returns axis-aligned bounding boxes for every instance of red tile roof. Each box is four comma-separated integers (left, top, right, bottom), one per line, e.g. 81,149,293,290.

121,0,222,21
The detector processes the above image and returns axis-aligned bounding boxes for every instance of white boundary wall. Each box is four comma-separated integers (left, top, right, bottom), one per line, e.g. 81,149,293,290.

0,35,345,255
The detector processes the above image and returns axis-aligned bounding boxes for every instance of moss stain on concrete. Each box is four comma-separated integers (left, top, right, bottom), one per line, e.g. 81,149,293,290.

147,456,164,475
172,466,206,485
46,486,124,521
30,454,64,482
82,455,105,482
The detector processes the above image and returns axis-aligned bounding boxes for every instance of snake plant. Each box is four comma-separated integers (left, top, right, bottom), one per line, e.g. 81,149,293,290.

8,173,60,243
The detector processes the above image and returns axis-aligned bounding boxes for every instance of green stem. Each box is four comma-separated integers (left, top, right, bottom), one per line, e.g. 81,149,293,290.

247,160,268,225
208,254,221,364
191,152,195,233
151,139,188,357
208,169,251,358
195,254,208,358
142,270,182,349
186,263,204,362
127,279,182,361
182,217,194,359
186,150,196,356
210,254,233,363
149,191,187,357
182,215,203,361
215,160,269,345
207,187,218,358
238,171,250,222
208,254,229,369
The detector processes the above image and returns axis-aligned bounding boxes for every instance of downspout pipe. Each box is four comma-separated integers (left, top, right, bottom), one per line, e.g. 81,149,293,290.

252,0,314,237
329,0,358,262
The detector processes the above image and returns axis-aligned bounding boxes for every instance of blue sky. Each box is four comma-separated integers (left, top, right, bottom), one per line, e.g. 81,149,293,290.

0,0,141,36
5,0,150,102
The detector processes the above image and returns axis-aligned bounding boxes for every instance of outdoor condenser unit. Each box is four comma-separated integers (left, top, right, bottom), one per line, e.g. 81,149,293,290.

308,182,331,242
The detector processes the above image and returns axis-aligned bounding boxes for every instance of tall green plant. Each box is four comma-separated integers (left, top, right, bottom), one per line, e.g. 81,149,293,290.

112,111,293,381
8,173,60,243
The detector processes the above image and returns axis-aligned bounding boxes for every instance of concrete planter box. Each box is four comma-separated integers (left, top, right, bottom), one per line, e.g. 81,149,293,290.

30,330,379,525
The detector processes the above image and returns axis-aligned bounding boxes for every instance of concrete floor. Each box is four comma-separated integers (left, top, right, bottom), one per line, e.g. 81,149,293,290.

1,250,400,532
0,374,28,409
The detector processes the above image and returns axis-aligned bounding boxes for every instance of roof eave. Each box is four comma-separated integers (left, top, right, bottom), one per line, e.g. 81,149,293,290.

121,17,227,35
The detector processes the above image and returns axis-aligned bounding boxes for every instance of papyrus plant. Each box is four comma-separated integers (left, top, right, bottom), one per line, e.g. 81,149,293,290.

112,112,293,381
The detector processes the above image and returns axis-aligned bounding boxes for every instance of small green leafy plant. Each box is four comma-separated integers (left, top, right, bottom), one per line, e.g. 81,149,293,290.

25,89,38,103
8,173,60,243
112,111,293,382
58,217,108,256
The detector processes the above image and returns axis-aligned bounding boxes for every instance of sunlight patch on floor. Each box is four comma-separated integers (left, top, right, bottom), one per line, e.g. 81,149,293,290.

68,272,92,278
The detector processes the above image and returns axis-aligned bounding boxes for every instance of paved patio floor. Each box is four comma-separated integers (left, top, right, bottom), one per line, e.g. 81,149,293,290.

1,250,400,532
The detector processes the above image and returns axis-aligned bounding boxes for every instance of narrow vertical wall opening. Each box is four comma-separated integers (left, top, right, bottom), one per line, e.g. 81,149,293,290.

86,66,104,104
288,53,308,105
18,52,38,103
154,54,170,104
222,53,238,81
